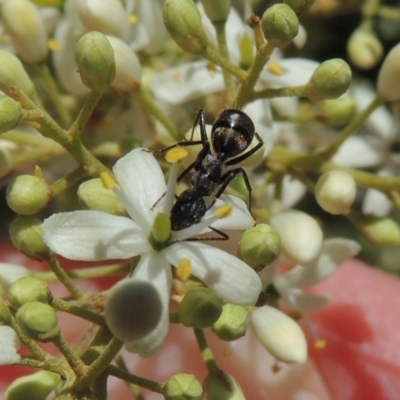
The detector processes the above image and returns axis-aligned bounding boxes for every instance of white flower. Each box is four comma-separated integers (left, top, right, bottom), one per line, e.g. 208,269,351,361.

42,148,261,356
259,238,361,314
0,326,21,366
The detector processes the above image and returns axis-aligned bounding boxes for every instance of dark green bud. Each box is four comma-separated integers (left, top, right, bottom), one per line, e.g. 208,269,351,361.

7,276,51,309
163,373,203,400
16,301,59,341
306,58,352,102
0,94,22,133
9,216,49,260
211,304,248,341
75,31,116,92
261,4,299,47
6,175,50,215
201,0,231,23
178,288,223,328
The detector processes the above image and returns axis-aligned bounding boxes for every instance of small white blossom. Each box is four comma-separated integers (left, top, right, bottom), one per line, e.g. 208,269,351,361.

42,148,261,356
0,325,21,366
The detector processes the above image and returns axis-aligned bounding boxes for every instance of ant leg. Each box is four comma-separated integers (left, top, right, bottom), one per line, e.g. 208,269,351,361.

176,226,229,242
226,131,264,167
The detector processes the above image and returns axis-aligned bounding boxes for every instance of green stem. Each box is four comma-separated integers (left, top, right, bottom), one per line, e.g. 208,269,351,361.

34,62,72,128
251,85,308,101
50,167,87,196
193,328,218,372
115,356,146,400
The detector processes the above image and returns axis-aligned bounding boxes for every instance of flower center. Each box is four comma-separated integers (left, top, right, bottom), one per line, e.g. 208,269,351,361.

148,212,172,251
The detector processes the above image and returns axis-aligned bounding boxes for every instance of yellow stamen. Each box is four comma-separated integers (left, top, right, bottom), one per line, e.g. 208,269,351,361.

177,258,192,282
267,61,283,75
100,172,116,189
215,204,233,219
314,339,327,349
48,39,61,51
128,13,138,24
165,147,188,164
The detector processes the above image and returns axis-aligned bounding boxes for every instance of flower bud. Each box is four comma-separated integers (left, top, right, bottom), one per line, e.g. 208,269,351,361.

0,147,12,179
9,216,49,260
270,210,323,264
106,35,142,91
0,49,35,98
1,0,48,63
0,325,20,366
105,279,162,342
238,224,281,270
350,212,400,247
75,31,116,92
178,287,223,328
211,304,248,341
306,59,352,102
347,29,383,70
163,0,208,54
4,370,61,400
377,42,400,101
315,170,356,215
250,305,307,363
78,178,126,216
283,0,315,16
7,276,51,310
203,370,245,400
163,373,203,400
6,175,50,215
315,96,356,127
201,0,231,23
261,4,299,47
0,295,12,324
0,263,30,297
0,95,22,133
16,301,59,341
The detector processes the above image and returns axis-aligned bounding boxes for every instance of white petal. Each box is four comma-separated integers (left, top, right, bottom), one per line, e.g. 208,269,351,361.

124,252,172,357
257,260,279,289
150,60,224,104
42,211,149,261
113,148,166,230
163,242,261,305
281,289,330,314
0,263,29,297
277,238,360,289
363,187,392,216
0,326,20,365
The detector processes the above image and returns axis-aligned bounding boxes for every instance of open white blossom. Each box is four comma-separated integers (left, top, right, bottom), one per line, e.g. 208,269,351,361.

0,326,21,366
42,148,261,356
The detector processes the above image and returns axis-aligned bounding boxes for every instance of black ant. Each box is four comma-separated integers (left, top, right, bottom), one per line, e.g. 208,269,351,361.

160,108,263,238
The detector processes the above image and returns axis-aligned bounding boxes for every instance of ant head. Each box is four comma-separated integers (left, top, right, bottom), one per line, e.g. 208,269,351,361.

211,109,255,158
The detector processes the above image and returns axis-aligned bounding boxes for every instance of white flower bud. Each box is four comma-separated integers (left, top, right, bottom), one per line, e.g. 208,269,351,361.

0,326,20,365
315,170,356,215
270,210,323,264
1,0,48,63
250,305,307,364
377,42,400,101
347,29,383,70
105,35,142,91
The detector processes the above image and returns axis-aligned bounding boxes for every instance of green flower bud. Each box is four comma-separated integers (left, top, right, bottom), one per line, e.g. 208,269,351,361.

315,96,356,127
0,95,22,133
9,216,49,260
1,0,48,64
163,373,203,400
105,279,162,342
78,178,126,215
0,49,35,97
238,224,281,270
261,4,299,48
163,0,208,54
178,288,223,328
315,170,356,215
6,175,50,215
0,295,12,324
16,301,59,341
347,29,383,70
377,42,400,101
306,59,352,102
201,0,231,23
75,31,116,92
349,212,400,247
203,370,245,400
283,0,315,16
211,304,248,341
4,370,61,400
7,276,51,310
0,147,12,179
